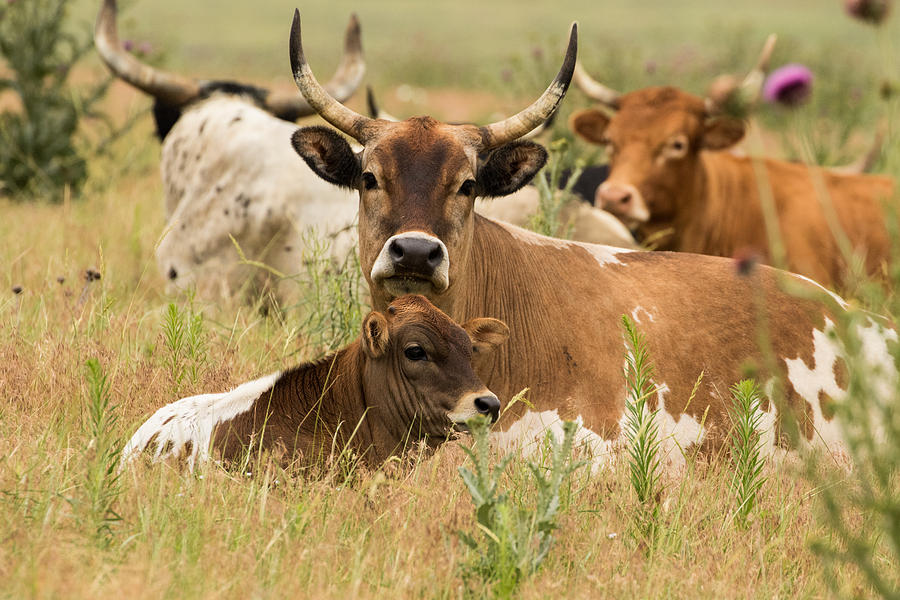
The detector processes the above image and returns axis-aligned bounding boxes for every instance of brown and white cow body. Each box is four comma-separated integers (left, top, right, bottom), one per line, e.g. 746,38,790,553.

122,295,509,470
570,81,895,288
95,0,364,301
287,13,897,469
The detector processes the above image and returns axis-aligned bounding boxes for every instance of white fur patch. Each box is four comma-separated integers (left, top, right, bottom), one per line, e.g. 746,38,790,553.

157,97,359,301
491,409,615,473
790,273,850,310
496,221,628,267
630,306,656,324
782,317,897,457
121,372,281,471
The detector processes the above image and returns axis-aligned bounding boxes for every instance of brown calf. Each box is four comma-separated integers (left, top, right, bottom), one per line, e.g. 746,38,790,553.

288,13,897,468
569,47,895,288
122,296,509,470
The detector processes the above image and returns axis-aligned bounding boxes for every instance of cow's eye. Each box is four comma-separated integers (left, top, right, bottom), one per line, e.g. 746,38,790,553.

458,179,476,197
404,345,428,361
362,172,378,190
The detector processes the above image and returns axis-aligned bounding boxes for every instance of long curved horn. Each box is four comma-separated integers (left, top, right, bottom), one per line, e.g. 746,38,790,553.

739,33,777,104
478,23,578,149
572,61,621,109
266,14,365,119
705,34,777,113
94,0,200,105
290,10,374,141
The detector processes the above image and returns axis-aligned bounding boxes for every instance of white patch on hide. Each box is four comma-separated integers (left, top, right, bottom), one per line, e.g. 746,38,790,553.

121,372,281,471
630,306,656,324
495,221,629,267
491,410,615,473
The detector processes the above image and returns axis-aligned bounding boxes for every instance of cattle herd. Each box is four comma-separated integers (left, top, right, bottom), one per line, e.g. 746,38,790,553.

95,0,898,473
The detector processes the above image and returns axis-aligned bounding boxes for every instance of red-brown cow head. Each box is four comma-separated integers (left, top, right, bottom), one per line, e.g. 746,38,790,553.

288,11,576,311
568,37,775,236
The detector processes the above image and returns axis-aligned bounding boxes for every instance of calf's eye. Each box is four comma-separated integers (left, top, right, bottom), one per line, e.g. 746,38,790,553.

404,345,428,361
362,172,378,190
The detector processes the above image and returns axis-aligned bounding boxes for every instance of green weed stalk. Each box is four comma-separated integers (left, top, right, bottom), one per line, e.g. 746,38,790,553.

457,415,583,598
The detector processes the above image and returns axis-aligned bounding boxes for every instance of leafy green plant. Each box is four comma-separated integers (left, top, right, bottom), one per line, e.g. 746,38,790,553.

82,358,123,546
727,379,767,527
161,293,208,390
0,0,115,199
528,138,583,239
291,232,366,355
621,314,664,547
457,414,583,598
621,315,662,505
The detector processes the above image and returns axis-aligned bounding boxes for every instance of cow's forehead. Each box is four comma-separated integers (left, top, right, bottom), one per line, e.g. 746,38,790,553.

364,117,479,177
388,295,471,351
610,86,706,140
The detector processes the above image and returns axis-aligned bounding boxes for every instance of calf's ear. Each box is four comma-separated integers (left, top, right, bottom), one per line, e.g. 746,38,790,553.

702,117,745,150
291,126,361,189
476,141,548,198
569,108,611,145
362,311,390,358
462,318,510,355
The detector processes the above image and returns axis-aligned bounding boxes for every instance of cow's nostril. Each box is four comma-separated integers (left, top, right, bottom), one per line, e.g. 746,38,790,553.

388,240,404,261
428,247,442,261
474,395,501,423
620,194,631,205
168,267,178,280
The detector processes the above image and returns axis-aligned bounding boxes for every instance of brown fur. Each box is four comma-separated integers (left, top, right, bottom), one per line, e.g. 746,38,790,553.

571,87,896,288
211,295,506,466
292,116,872,452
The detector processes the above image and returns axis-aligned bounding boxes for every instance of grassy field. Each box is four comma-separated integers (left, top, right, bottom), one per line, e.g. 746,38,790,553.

2,0,900,598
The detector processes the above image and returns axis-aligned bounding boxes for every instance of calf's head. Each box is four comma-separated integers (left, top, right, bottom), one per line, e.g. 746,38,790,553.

288,11,576,309
361,295,509,436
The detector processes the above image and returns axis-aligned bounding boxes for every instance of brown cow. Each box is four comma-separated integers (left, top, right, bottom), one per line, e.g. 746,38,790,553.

288,12,896,467
569,46,895,288
121,295,509,470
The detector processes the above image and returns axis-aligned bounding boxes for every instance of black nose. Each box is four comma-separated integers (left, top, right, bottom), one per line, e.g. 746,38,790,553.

168,267,178,280
474,395,501,423
388,237,443,274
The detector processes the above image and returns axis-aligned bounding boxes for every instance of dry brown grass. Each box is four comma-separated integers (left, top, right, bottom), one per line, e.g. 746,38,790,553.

0,58,889,600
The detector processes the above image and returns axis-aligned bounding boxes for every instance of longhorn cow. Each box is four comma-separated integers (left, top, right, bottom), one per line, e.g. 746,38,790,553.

95,0,363,301
287,12,896,467
569,38,895,288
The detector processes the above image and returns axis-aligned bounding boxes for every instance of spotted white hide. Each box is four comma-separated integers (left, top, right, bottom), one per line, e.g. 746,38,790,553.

121,372,281,472
157,96,358,302
475,186,640,249
490,304,897,472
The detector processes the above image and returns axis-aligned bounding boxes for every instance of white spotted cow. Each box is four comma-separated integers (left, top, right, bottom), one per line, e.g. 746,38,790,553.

95,0,364,302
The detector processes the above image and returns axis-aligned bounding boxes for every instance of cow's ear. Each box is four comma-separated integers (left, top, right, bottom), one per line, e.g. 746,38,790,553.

462,318,510,355
476,141,547,198
702,117,745,150
291,126,361,189
362,311,390,359
570,108,611,145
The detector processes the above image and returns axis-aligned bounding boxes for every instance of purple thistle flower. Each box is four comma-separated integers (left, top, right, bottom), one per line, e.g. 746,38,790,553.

123,39,134,52
845,0,891,25
763,64,813,107
138,42,153,56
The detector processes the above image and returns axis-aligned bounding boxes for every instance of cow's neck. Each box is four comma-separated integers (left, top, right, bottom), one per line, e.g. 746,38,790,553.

670,152,769,259
259,344,390,463
448,215,605,409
